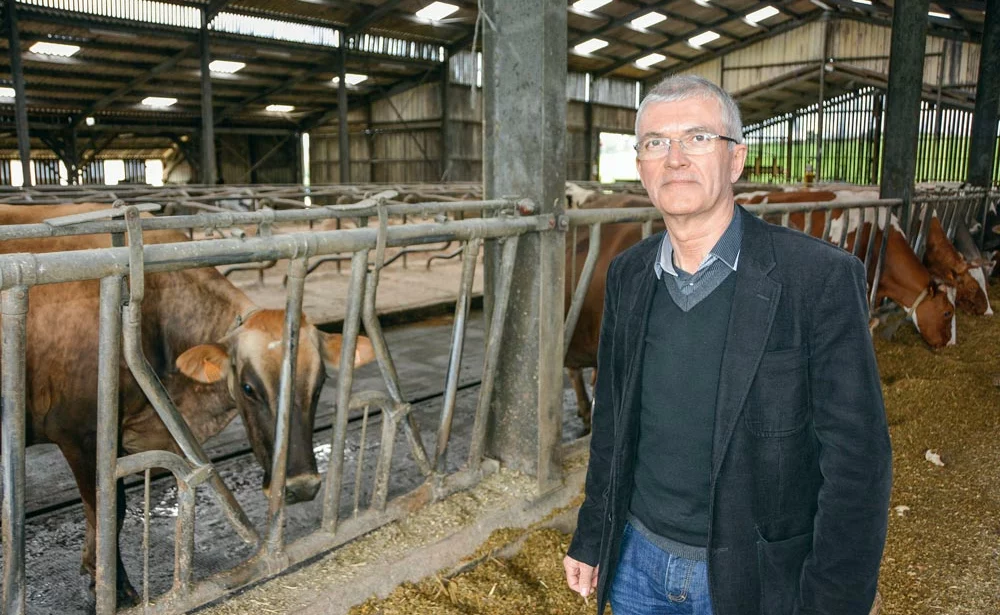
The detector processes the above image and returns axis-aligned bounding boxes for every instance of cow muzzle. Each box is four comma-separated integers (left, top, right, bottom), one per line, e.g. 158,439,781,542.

284,473,322,504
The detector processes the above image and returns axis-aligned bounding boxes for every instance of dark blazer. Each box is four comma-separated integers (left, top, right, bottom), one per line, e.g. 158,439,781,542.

568,207,892,615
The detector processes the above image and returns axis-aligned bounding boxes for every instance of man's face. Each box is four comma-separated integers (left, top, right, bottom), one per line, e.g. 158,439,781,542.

635,97,747,221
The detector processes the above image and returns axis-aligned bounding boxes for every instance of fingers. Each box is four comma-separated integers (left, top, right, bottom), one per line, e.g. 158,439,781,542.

563,555,597,598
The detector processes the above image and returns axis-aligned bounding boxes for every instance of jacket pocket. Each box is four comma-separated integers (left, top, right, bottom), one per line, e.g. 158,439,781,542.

756,529,813,615
745,346,809,437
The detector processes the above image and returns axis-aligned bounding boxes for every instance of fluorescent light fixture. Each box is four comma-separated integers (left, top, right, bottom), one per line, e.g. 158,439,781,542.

29,41,81,57
852,0,872,5
574,38,609,54
266,104,295,112
415,2,459,21
0,87,15,98
209,60,245,73
85,116,95,126
688,31,720,47
692,0,712,6
636,53,667,69
746,6,780,24
331,73,369,85
631,12,667,29
928,10,950,19
142,96,177,107
572,0,611,12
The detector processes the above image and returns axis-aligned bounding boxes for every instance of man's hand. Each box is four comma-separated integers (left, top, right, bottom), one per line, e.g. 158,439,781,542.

563,555,599,598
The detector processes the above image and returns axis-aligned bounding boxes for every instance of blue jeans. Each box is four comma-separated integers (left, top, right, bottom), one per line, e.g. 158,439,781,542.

610,522,714,615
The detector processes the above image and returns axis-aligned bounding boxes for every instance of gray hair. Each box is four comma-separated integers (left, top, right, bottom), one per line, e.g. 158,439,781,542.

635,75,744,145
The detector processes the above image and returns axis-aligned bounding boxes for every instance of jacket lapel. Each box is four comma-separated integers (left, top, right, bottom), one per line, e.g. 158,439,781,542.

712,210,781,479
616,236,660,428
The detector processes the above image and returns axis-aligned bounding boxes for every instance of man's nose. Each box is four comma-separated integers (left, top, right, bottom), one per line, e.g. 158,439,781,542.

664,141,689,167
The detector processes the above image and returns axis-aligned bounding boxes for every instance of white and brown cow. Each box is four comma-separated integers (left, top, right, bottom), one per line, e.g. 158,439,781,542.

0,204,374,605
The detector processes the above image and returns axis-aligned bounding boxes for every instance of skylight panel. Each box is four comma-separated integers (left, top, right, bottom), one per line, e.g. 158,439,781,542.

416,2,459,22
688,31,720,47
636,53,666,69
18,0,200,28
928,11,950,19
331,74,368,86
29,42,81,57
142,96,177,107
852,0,872,5
631,12,667,29
266,104,295,112
575,38,609,54
209,60,245,73
0,87,15,98
85,116,96,125
746,6,780,24
212,12,340,47
572,0,612,12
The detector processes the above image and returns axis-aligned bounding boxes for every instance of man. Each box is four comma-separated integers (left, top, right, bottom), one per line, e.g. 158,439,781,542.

563,75,892,615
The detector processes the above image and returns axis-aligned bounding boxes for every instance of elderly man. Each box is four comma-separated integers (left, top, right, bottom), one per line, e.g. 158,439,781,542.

563,75,892,615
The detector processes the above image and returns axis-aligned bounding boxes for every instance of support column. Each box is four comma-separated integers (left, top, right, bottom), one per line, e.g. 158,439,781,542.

967,0,1000,187
880,0,931,224
483,0,566,490
584,97,595,181
338,48,350,184
816,14,831,182
199,8,217,185
440,55,451,181
65,127,79,185
785,113,795,182
6,2,32,187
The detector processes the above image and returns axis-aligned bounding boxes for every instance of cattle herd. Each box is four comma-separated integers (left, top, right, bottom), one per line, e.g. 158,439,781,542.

2,188,998,607
564,183,999,428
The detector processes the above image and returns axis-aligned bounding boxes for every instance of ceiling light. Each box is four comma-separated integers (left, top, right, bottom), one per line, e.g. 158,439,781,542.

692,0,712,6
331,73,368,86
85,116,95,126
574,38,609,54
928,11,950,19
852,0,872,5
572,0,612,12
0,87,15,98
688,31,720,47
415,2,459,21
142,96,177,107
632,12,667,29
209,60,245,73
29,41,81,57
746,6,781,24
266,104,295,112
636,53,667,69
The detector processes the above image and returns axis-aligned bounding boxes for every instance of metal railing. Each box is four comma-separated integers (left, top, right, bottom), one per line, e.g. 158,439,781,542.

0,197,538,615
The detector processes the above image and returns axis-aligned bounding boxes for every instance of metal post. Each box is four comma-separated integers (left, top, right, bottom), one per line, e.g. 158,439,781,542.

967,0,1000,187
879,0,931,224
200,8,217,185
871,93,884,185
338,48,350,183
440,55,451,181
482,0,566,491
2,286,28,615
6,2,32,187
95,276,122,615
816,15,830,182
785,113,794,182
584,97,595,181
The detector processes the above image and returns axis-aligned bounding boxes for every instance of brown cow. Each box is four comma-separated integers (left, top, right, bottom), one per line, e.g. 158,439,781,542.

923,215,992,316
0,204,375,605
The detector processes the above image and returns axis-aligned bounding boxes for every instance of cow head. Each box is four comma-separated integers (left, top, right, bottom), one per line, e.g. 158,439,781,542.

910,284,957,348
175,310,375,503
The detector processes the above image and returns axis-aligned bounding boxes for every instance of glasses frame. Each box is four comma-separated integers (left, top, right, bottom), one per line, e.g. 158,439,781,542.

634,133,740,160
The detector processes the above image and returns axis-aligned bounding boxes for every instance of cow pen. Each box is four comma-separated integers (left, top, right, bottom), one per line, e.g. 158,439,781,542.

1,187,969,614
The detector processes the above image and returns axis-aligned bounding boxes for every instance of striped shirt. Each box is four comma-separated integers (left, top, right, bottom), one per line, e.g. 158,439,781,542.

654,206,743,311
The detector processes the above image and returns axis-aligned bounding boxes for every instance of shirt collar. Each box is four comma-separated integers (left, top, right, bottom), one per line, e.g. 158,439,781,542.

655,206,742,279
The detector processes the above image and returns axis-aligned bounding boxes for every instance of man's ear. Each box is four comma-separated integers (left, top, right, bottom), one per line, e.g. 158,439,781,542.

176,344,230,383
321,333,377,370
729,143,748,182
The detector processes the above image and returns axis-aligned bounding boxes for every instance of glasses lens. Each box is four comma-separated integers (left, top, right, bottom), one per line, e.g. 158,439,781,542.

682,134,716,155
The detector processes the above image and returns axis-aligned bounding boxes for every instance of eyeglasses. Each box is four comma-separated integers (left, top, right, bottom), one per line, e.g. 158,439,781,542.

634,132,739,160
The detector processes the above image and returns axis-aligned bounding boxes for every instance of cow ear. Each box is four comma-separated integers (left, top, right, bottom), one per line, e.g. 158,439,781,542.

176,344,230,384
320,333,377,370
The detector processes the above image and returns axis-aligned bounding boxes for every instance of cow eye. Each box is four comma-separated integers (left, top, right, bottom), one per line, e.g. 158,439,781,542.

241,382,257,399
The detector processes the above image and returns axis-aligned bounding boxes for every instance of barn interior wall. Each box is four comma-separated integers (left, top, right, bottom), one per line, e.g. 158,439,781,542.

311,81,635,184
217,134,300,185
